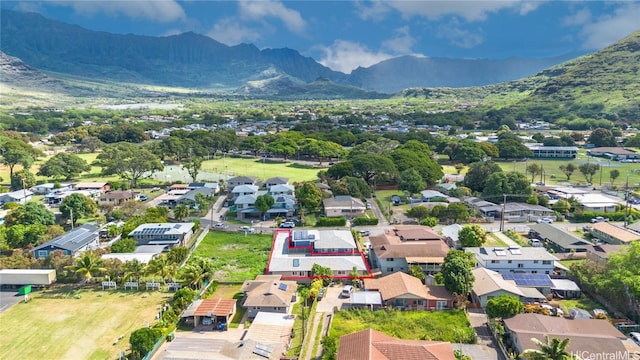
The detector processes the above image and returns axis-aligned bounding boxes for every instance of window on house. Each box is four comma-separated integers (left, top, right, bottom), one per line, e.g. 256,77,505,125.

508,260,512,264
517,263,524,268
491,260,500,264
386,258,394,262
386,268,394,272
545,271,550,274
37,250,48,258
534,260,539,264
542,260,551,265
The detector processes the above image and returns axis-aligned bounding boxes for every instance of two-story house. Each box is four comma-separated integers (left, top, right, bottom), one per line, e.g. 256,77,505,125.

227,176,257,191
233,184,295,221
128,222,195,247
266,229,370,281
368,227,450,276
465,247,558,275
589,222,640,245
263,177,289,189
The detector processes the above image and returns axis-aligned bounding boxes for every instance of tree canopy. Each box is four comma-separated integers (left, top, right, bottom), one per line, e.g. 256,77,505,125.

4,201,55,226
37,152,91,180
441,250,475,296
95,142,163,187
458,225,487,248
485,294,524,319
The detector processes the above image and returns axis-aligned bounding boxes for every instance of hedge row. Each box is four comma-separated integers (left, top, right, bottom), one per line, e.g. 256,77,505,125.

352,217,378,226
316,217,347,227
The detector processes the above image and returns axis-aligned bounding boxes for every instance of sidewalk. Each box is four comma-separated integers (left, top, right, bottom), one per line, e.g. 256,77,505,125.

490,231,520,248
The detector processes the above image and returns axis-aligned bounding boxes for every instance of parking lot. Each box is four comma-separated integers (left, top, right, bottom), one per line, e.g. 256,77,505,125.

316,284,352,313
0,290,24,313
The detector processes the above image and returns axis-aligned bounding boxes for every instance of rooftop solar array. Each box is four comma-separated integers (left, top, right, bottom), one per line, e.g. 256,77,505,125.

135,227,170,235
502,273,553,287
253,343,273,358
278,283,288,291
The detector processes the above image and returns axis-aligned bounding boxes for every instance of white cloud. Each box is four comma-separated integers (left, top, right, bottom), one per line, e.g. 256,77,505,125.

437,20,484,49
207,18,262,46
238,0,306,33
563,8,591,27
317,40,393,73
381,26,417,54
363,0,542,22
50,0,186,23
575,3,640,49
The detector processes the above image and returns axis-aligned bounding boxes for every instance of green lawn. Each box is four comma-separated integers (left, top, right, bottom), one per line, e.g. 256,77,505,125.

191,231,273,282
492,153,640,187
557,296,604,315
0,288,170,360
200,156,322,183
486,233,509,247
330,309,476,343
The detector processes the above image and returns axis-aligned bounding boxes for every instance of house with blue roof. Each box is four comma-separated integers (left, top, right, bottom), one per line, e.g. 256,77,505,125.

33,224,100,259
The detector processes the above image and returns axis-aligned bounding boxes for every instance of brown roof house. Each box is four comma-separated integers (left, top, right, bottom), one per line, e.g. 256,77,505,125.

181,298,237,328
368,229,450,276
364,272,453,310
337,328,455,360
504,313,629,358
590,222,640,245
99,190,138,207
240,275,298,318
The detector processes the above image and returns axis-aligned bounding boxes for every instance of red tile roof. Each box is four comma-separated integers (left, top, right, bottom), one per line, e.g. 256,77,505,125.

193,298,237,317
337,328,455,360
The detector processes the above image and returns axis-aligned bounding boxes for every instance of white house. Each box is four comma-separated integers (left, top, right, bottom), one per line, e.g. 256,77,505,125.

0,189,33,205
465,246,558,275
128,222,195,246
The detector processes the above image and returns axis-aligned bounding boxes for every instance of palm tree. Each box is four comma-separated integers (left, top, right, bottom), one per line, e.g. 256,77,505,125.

146,255,178,284
179,257,213,290
123,259,145,283
64,251,107,283
522,336,576,360
174,204,189,221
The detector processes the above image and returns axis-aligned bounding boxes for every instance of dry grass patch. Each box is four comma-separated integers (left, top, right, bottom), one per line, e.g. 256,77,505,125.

0,289,170,360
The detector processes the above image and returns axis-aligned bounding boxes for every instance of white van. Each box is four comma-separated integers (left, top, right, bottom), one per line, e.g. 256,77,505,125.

340,285,354,298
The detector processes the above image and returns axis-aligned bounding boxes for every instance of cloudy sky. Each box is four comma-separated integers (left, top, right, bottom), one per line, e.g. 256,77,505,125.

3,1,640,73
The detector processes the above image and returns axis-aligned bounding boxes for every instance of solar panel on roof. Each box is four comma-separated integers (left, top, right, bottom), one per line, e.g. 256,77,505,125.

278,283,288,291
293,259,300,267
502,273,553,287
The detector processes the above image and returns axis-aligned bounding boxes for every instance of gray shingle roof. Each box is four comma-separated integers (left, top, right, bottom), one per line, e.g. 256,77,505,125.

528,223,592,250
33,224,100,252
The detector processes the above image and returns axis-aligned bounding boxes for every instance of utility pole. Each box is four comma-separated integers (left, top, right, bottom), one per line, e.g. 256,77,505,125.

500,194,507,232
624,173,630,228
70,208,74,230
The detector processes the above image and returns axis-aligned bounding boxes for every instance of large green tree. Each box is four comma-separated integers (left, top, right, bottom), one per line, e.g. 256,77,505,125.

482,171,532,202
95,142,163,187
37,152,90,180
578,163,600,184
485,294,524,319
441,250,475,296
0,137,42,183
458,224,487,248
443,140,486,164
463,161,503,193
559,163,577,180
4,201,55,226
398,169,426,197
254,193,275,220
588,128,617,147
496,138,532,159
182,156,203,182
296,182,322,212
60,193,98,224
350,154,397,185
129,327,163,359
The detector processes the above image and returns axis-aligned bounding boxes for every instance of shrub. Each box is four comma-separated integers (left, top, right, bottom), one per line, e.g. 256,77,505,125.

352,217,378,226
316,217,347,227
129,327,162,358
110,237,136,253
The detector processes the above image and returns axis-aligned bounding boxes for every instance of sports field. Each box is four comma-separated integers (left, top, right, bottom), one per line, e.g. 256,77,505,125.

0,289,170,360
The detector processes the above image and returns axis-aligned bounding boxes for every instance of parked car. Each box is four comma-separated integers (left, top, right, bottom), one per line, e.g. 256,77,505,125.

213,223,228,229
536,218,553,224
238,226,255,233
366,203,372,210
359,230,370,237
139,195,148,201
590,216,609,223
280,221,296,228
340,285,354,298
629,332,640,346
528,239,543,247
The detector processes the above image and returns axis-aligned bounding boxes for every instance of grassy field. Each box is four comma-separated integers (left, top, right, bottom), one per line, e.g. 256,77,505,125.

556,296,604,315
199,156,322,183
493,152,640,188
0,289,170,360
330,308,476,343
191,231,273,282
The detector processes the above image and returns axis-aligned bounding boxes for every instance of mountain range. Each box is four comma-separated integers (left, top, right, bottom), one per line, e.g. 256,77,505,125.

0,9,574,94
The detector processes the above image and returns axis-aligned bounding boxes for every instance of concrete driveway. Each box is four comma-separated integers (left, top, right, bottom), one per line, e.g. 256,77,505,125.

316,285,351,313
